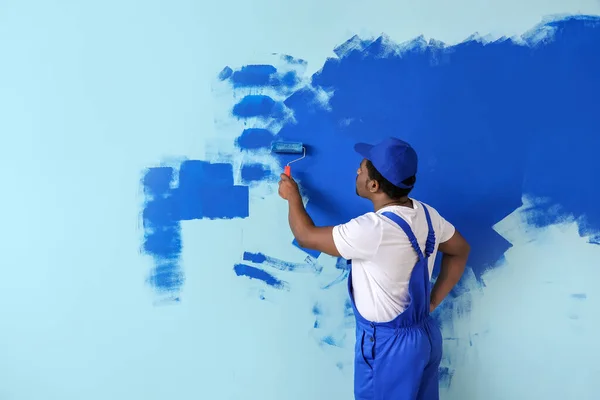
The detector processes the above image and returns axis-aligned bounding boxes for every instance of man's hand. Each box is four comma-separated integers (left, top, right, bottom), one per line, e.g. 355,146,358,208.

278,173,301,201
429,230,470,313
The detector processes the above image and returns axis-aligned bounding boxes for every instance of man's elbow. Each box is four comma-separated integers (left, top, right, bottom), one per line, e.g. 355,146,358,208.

295,233,314,250
296,237,309,248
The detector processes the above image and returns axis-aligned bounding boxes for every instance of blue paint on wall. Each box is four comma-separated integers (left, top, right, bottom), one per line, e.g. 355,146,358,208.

233,263,288,290
235,128,275,150
176,160,249,220
142,161,250,296
231,65,277,87
228,64,299,89
241,164,270,182
312,303,322,328
243,252,268,264
218,66,233,81
242,251,323,273
142,167,183,293
252,16,600,282
281,54,307,65
232,95,285,119
320,336,340,346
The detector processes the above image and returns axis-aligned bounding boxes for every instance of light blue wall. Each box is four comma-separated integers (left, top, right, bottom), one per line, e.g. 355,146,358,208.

1,1,599,399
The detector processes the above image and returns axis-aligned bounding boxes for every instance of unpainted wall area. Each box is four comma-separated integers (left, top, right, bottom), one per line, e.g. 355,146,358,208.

0,1,599,400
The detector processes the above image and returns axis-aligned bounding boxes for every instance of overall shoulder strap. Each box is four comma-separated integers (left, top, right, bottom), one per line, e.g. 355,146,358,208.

381,211,424,259
420,203,436,258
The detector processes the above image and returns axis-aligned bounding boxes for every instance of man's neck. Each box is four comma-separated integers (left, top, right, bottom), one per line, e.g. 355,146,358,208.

373,197,413,212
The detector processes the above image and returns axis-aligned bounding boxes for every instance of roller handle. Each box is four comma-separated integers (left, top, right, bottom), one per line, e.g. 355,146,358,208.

284,165,291,177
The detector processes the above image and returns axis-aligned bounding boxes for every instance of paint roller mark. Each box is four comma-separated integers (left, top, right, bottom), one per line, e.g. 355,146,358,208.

321,257,350,289
336,257,351,271
280,54,307,65
177,160,249,220
231,65,277,87
344,299,353,317
142,167,183,294
228,65,299,90
242,251,323,273
311,301,351,346
218,66,233,80
235,128,275,150
241,164,270,182
312,303,323,328
320,336,340,346
142,161,249,296
232,95,285,119
312,303,323,315
233,264,288,290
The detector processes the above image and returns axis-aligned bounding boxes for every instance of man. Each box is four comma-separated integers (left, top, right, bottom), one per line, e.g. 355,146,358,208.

278,137,470,400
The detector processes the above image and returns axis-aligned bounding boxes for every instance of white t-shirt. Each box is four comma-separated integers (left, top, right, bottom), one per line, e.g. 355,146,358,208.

332,200,455,323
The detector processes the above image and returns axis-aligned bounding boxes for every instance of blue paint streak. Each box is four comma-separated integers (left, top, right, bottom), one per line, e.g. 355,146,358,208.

344,299,353,317
264,16,600,281
281,71,298,87
233,264,287,289
312,303,323,316
243,252,268,264
228,64,299,90
241,164,270,182
142,161,250,295
231,65,277,87
218,66,233,80
142,167,183,293
232,95,284,119
242,251,322,273
571,293,587,300
281,54,307,65
320,336,338,346
175,160,249,220
336,257,351,271
147,262,184,293
235,128,275,150
312,303,322,328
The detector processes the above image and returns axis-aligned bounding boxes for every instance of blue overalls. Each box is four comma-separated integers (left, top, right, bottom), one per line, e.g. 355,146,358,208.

347,203,443,400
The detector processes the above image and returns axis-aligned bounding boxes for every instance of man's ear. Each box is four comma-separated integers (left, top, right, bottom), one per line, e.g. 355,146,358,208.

369,179,379,193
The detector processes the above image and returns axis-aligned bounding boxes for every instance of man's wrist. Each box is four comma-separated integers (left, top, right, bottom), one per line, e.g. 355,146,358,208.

429,297,439,310
288,193,303,207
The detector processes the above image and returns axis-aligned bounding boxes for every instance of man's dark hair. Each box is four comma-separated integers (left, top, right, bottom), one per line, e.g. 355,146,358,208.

365,160,416,199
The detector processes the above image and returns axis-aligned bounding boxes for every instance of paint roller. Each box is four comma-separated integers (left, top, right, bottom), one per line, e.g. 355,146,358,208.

271,141,306,177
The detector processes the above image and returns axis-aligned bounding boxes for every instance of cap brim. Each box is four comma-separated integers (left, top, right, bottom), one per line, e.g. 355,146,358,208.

354,142,374,159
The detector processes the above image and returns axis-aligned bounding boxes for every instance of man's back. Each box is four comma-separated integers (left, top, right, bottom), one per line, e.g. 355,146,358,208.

332,199,455,322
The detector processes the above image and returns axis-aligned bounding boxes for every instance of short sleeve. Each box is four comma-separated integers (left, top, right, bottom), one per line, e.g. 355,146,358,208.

332,213,383,260
438,214,456,243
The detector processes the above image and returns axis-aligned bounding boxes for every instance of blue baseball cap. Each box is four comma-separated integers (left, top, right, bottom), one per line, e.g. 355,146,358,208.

354,137,418,189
